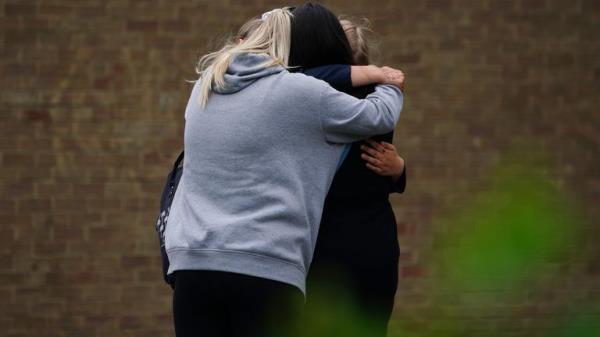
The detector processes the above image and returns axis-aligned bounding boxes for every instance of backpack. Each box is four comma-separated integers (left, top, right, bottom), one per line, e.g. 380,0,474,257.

155,151,184,288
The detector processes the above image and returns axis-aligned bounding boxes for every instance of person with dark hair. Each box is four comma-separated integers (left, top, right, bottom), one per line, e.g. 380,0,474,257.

289,3,355,68
289,3,407,336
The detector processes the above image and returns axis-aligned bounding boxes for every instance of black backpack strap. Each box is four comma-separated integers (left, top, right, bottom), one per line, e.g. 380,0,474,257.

169,151,184,180
167,151,184,197
172,151,184,171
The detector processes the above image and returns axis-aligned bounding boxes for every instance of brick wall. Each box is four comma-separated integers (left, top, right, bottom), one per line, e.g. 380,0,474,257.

1,0,598,336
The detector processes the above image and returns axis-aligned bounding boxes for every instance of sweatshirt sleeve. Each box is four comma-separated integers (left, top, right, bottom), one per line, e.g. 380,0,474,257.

318,83,403,144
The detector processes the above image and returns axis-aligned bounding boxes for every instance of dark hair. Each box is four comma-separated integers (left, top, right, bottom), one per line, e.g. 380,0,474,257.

289,2,354,69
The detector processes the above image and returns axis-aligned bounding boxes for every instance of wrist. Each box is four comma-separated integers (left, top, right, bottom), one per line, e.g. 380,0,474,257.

369,65,385,84
393,156,405,177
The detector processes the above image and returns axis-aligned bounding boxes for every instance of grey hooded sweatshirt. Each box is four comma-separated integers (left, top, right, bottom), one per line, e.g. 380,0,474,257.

166,53,403,295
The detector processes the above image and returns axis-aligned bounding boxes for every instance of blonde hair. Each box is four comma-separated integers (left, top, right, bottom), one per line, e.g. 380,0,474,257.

196,8,293,108
235,18,263,42
339,17,377,65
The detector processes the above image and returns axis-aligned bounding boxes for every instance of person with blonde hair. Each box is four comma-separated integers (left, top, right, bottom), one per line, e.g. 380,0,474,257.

340,17,374,66
165,7,405,337
234,17,262,43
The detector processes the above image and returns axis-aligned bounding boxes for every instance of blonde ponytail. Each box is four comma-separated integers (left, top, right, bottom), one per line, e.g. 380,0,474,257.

196,8,293,108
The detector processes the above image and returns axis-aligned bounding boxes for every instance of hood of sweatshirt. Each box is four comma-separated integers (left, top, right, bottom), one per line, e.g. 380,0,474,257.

213,53,286,95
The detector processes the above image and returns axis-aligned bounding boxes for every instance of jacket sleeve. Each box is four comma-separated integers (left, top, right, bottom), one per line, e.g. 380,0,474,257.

390,165,407,194
303,65,352,92
318,83,403,144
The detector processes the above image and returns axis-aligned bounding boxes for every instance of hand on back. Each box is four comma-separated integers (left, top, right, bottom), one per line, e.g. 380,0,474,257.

360,139,405,178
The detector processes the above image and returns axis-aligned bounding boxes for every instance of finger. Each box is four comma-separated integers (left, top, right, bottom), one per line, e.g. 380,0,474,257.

366,163,383,174
360,145,382,158
361,153,382,166
381,142,396,151
365,139,385,153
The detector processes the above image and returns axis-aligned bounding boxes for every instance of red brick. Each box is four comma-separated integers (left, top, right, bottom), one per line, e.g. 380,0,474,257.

53,225,84,241
392,52,421,64
161,20,191,33
75,5,106,17
121,256,154,269
0,272,27,284
126,20,158,32
17,198,51,211
21,109,52,123
34,243,67,256
0,200,17,212
401,265,426,278
4,4,36,16
119,315,144,329
425,0,453,10
4,31,37,46
0,17,20,29
72,183,105,195
38,5,72,16
3,153,34,166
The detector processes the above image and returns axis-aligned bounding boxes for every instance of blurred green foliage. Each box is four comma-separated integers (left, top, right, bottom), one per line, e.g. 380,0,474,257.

297,145,598,336
437,151,575,293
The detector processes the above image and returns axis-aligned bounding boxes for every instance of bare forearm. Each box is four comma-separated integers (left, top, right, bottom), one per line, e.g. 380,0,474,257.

351,65,385,87
351,65,405,92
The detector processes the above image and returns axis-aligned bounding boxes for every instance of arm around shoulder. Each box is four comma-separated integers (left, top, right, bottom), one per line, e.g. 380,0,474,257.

318,82,404,144
351,65,385,87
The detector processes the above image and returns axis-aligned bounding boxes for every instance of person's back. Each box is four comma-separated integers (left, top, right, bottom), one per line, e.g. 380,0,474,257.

167,52,403,293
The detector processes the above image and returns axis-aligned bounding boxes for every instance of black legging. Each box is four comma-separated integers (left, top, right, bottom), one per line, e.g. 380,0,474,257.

172,270,303,337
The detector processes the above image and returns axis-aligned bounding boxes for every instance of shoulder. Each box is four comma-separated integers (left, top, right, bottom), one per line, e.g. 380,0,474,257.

281,70,326,84
302,65,349,77
302,65,352,92
277,71,330,95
